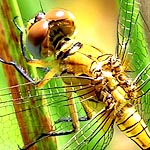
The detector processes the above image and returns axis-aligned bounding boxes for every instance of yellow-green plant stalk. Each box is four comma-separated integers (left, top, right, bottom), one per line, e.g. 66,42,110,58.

0,0,57,149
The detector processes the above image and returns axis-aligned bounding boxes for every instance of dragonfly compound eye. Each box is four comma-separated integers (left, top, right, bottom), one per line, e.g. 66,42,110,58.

27,20,49,45
45,9,76,37
26,9,76,58
26,19,49,58
34,12,45,23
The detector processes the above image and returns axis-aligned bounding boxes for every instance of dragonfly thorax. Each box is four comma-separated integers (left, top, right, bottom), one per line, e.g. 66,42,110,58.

90,55,137,112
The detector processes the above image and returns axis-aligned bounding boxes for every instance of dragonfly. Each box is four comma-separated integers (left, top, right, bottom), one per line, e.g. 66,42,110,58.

0,0,150,149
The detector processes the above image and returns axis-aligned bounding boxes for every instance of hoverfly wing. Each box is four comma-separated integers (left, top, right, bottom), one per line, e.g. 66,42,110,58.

62,108,114,150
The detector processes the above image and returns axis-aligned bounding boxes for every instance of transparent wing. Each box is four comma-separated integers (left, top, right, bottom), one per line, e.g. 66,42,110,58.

0,76,112,149
62,108,114,150
116,0,150,129
117,0,150,74
132,63,150,129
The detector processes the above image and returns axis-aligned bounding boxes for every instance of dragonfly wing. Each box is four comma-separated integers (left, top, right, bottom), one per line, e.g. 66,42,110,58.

62,108,115,150
116,0,150,76
133,63,150,129
117,0,150,129
0,76,99,149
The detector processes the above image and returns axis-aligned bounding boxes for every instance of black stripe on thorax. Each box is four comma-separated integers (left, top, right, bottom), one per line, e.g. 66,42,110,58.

56,41,83,60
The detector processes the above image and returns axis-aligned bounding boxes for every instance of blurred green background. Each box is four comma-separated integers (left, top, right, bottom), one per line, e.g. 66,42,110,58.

0,0,149,150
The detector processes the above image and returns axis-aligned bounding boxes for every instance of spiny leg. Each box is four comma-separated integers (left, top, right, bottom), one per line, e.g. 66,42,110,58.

0,57,58,86
19,130,75,150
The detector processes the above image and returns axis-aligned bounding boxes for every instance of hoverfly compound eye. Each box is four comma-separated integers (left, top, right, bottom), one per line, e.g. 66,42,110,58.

45,9,76,37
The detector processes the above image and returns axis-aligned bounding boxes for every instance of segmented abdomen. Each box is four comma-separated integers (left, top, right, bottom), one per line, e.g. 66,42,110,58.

115,105,150,149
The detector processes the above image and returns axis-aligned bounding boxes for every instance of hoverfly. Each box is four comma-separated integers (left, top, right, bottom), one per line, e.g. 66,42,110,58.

0,0,150,149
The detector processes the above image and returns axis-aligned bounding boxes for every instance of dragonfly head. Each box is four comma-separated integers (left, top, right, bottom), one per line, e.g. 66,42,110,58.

26,9,76,58
47,9,76,41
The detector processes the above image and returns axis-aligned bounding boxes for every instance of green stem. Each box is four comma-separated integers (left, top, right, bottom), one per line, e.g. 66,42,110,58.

0,0,57,149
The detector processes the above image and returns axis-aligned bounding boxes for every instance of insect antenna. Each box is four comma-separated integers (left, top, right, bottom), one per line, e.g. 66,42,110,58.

38,0,45,14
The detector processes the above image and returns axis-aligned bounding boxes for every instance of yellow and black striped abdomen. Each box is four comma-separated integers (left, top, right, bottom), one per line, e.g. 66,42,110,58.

115,105,150,149
92,54,150,149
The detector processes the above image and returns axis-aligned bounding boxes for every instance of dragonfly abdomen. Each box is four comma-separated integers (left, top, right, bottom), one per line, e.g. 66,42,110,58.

115,105,150,150
91,55,150,149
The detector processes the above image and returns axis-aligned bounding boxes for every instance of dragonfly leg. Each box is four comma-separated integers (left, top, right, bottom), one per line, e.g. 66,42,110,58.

13,16,31,62
66,87,81,132
37,67,58,88
0,16,56,87
0,57,57,87
19,130,75,150
0,58,36,83
55,116,89,124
